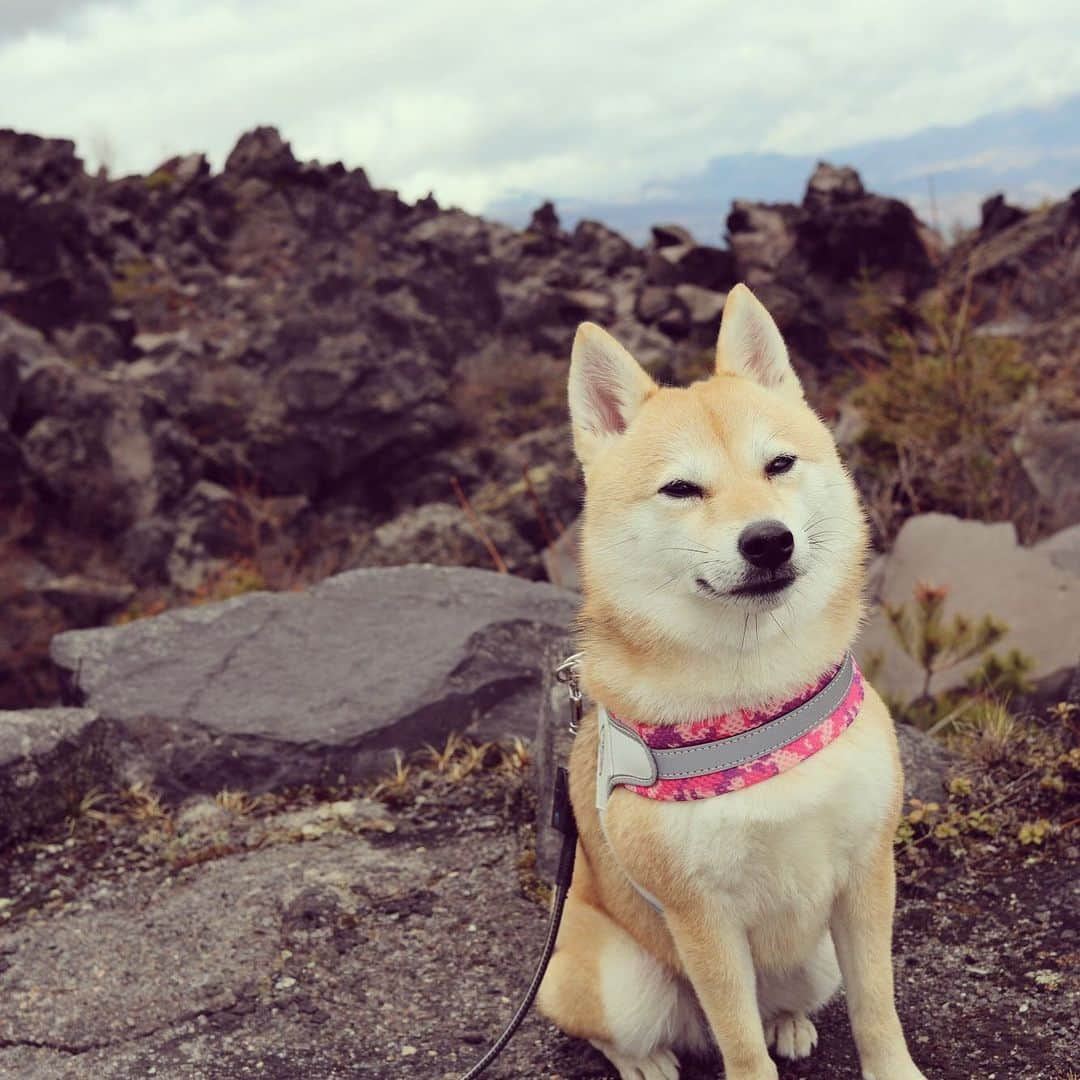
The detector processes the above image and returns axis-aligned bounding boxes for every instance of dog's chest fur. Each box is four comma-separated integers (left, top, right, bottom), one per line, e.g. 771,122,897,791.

608,689,899,971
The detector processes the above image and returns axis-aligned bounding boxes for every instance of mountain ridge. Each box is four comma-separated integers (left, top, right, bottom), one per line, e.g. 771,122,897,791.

488,94,1080,242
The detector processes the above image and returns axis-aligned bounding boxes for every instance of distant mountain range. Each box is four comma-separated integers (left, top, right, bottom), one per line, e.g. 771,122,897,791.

486,95,1080,244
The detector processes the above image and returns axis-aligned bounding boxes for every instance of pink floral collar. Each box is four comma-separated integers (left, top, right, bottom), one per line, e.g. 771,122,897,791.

607,656,864,802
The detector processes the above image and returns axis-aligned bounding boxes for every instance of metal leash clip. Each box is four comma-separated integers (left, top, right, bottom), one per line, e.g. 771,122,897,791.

554,651,584,736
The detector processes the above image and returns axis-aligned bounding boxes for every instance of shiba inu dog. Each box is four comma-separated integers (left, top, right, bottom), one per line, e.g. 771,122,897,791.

537,285,926,1080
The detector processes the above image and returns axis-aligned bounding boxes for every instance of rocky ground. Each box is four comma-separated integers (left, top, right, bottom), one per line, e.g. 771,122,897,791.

0,756,1075,1080
0,565,1075,1079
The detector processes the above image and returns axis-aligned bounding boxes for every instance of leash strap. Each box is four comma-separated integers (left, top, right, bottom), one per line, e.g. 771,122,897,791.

458,768,577,1079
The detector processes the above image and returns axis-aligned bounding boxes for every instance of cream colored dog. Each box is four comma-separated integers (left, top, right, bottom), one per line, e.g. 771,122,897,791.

537,285,926,1080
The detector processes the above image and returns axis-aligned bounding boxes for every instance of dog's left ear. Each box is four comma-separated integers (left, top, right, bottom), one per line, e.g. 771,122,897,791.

715,284,803,399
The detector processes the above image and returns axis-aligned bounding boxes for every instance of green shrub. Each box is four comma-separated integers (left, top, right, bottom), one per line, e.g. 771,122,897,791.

848,285,1037,539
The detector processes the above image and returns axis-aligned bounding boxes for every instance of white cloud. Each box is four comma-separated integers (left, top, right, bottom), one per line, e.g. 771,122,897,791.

1,0,1078,210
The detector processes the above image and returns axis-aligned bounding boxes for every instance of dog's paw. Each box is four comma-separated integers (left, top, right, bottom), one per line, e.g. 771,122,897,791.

764,1012,818,1059
591,1041,680,1080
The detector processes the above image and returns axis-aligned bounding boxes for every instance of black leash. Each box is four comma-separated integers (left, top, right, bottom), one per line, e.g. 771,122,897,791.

459,766,578,1079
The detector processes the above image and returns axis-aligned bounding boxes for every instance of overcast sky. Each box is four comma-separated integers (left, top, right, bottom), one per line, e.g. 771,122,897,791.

2,0,1078,212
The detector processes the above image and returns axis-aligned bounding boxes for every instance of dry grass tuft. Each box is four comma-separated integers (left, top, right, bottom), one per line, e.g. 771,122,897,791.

896,696,1078,877
373,732,531,804
215,789,259,816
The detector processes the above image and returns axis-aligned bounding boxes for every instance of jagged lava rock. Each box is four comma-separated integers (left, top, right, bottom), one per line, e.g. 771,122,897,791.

50,565,578,796
0,131,112,332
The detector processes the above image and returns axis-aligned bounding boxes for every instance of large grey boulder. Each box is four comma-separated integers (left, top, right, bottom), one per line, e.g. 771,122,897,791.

50,565,578,797
857,514,1079,703
0,708,113,846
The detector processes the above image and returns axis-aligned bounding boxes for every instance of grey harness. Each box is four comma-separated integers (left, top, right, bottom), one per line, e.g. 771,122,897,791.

595,651,856,812
593,652,858,911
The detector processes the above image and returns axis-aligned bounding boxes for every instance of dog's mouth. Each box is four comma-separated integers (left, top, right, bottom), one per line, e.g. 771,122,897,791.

730,571,798,598
697,570,799,601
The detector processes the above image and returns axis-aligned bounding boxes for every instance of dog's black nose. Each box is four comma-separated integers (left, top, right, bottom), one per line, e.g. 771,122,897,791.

738,520,794,570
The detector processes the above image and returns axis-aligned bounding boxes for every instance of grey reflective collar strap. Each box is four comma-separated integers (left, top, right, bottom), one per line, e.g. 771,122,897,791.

595,652,856,813
594,652,856,914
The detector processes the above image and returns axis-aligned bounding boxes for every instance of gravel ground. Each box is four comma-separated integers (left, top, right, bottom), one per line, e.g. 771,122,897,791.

0,764,1075,1080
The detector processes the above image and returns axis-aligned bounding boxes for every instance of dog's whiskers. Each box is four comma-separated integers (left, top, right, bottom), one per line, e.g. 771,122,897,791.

591,535,635,555
804,513,851,530
736,613,751,670
643,556,724,599
766,607,803,658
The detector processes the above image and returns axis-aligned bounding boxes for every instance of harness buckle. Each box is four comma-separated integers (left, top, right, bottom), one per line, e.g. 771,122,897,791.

554,652,584,736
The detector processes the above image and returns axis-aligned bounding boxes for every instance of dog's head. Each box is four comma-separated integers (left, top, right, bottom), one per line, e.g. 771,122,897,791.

570,284,867,654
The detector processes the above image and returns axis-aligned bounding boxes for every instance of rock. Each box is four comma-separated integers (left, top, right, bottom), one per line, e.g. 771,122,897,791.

645,247,685,286
1015,416,1080,528
949,189,1080,335
152,152,210,189
671,244,736,292
527,200,560,235
18,365,165,532
657,301,691,339
724,164,937,371
796,165,936,288
165,481,256,591
0,417,21,497
1034,524,1080,576
366,502,536,576
500,283,614,348
635,285,680,324
857,514,1079,703
541,517,581,592
645,242,736,293
571,220,641,272
894,722,954,803
53,321,123,366
650,223,695,248
0,313,51,421
49,566,579,796
0,131,112,332
727,200,800,281
0,708,114,846
223,126,300,181
556,287,614,324
979,193,1027,236
39,575,136,626
802,162,865,212
132,328,196,356
674,283,726,344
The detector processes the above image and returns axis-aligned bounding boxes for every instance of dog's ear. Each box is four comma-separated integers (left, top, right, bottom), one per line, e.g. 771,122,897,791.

715,284,803,398
568,323,657,466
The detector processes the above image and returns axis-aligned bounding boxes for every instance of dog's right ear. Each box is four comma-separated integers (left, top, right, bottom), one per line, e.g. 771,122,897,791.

568,323,657,466
715,283,803,399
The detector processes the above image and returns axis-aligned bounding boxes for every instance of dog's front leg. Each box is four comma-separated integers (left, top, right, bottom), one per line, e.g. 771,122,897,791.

664,909,778,1080
831,845,926,1080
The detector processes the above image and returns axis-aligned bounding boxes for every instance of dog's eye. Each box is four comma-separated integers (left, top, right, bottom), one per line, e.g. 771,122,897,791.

765,455,797,477
659,480,704,499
